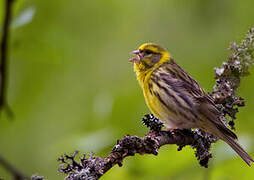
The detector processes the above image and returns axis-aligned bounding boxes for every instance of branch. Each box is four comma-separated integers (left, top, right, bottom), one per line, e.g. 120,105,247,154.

0,0,14,118
0,1,29,180
59,27,254,180
0,155,29,180
58,121,216,180
212,27,254,129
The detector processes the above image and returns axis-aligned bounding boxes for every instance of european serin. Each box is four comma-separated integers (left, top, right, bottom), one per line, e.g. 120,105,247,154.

130,43,253,166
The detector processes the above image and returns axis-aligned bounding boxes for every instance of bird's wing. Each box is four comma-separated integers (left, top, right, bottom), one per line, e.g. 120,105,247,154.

152,60,233,132
150,60,202,122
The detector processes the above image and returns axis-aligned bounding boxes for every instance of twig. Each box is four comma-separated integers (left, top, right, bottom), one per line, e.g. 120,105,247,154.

212,27,254,129
0,155,29,180
0,0,28,180
0,0,14,118
58,126,216,180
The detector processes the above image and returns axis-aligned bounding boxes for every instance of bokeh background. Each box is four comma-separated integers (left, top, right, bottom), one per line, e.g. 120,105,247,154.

0,0,254,179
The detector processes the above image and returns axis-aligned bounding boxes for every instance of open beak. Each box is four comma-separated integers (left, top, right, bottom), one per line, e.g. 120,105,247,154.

131,50,140,55
129,49,142,63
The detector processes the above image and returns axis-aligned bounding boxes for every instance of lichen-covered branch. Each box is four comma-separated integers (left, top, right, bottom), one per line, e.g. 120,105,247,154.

212,27,254,129
59,27,254,180
58,116,216,180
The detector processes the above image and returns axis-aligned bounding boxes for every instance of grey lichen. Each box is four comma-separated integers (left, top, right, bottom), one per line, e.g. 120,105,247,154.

212,27,254,129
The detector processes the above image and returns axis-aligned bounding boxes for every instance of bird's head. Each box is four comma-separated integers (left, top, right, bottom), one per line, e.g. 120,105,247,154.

130,43,170,71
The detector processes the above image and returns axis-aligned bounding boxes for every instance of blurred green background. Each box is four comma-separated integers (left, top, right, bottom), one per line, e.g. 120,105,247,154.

0,0,254,179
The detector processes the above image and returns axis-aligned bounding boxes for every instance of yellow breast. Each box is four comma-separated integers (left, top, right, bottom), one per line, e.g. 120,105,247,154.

135,65,169,119
134,63,179,128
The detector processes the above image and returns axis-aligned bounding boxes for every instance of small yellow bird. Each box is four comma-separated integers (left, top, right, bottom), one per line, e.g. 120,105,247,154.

130,43,254,166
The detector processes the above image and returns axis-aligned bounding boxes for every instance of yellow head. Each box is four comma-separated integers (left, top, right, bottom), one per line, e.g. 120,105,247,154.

130,43,171,72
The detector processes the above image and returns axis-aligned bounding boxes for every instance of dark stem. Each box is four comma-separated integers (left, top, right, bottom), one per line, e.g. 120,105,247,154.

0,0,14,117
0,0,28,179
0,155,29,180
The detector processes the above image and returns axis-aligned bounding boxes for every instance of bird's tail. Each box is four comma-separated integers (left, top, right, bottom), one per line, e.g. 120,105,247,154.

216,125,254,166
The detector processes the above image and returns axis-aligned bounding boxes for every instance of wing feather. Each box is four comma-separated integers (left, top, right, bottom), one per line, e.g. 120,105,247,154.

151,60,230,130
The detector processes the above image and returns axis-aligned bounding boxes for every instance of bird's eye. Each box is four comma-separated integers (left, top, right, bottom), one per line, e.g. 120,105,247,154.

144,50,153,55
